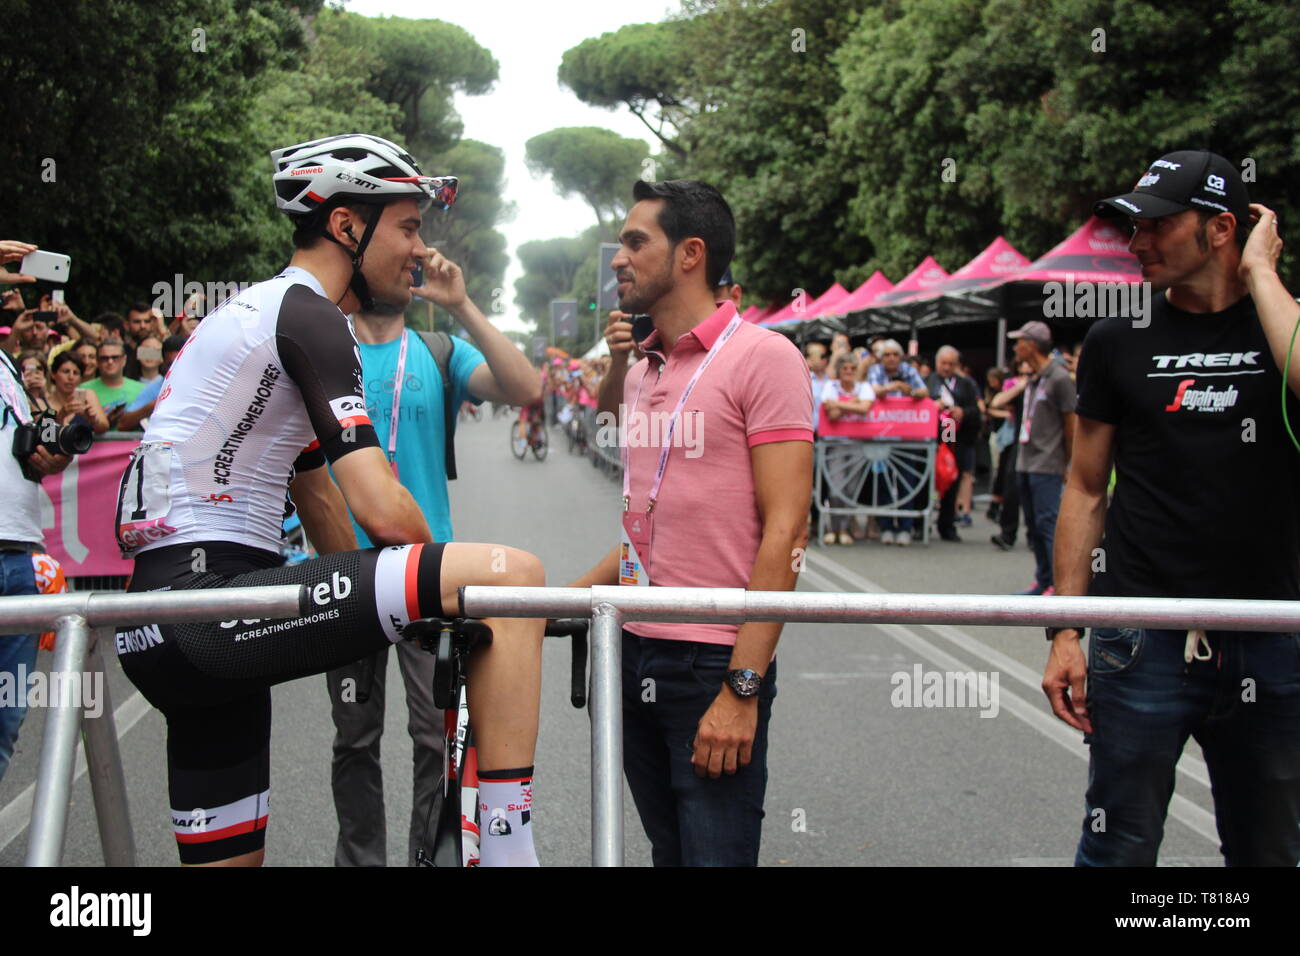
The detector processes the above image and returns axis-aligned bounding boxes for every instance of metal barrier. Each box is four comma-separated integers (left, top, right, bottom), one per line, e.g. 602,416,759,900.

7,582,1300,868
459,584,1300,867
0,585,305,866
585,405,622,476
815,438,936,545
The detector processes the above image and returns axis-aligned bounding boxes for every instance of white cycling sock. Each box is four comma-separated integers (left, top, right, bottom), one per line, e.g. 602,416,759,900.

477,769,539,867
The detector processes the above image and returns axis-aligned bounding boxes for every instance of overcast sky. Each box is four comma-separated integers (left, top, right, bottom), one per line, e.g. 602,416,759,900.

348,0,678,332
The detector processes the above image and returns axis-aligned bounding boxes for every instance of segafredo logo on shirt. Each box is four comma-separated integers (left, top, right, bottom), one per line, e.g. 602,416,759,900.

1164,379,1240,413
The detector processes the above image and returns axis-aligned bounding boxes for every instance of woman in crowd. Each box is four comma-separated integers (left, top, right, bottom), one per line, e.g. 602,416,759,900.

17,351,54,416
984,367,1010,522
820,352,876,546
136,335,165,384
45,350,109,434
72,340,98,381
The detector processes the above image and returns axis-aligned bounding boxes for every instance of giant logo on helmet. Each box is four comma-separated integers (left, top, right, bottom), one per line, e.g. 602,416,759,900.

335,171,380,190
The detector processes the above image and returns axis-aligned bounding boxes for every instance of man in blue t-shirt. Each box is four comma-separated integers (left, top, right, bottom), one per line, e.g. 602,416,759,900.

322,249,542,866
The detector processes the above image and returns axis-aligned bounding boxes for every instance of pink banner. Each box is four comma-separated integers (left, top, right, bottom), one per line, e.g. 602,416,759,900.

38,439,137,577
818,397,940,441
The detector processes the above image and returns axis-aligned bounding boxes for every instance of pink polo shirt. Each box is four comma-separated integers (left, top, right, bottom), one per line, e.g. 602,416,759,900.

622,301,813,646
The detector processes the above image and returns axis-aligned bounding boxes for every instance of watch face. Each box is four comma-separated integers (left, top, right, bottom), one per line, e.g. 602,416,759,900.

729,669,761,696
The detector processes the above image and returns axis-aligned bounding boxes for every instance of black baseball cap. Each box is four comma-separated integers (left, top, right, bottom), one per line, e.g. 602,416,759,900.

1094,150,1250,227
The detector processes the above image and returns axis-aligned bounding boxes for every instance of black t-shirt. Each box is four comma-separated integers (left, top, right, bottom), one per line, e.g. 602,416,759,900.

1075,291,1300,600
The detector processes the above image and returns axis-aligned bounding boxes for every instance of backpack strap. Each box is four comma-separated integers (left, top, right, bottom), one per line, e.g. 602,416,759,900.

414,330,458,481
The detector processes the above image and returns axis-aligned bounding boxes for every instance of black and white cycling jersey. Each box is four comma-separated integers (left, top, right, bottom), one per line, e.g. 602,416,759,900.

115,265,379,557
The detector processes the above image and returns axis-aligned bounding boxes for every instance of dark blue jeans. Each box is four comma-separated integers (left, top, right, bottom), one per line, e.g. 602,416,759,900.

1017,471,1063,589
0,550,39,784
1076,627,1300,866
621,631,777,866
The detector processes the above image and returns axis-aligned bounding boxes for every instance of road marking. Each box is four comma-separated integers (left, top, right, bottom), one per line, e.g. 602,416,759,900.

798,672,897,680
799,562,1221,850
803,551,1213,788
1009,856,1222,867
0,689,153,854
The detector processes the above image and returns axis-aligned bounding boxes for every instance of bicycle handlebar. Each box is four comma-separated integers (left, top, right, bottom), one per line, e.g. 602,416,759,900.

544,618,589,638
544,618,589,708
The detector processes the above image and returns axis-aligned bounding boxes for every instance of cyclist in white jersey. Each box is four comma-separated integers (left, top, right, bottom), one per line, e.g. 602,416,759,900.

115,134,546,867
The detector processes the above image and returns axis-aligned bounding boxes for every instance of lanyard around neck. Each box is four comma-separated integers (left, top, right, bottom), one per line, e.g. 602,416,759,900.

387,330,409,461
621,315,742,513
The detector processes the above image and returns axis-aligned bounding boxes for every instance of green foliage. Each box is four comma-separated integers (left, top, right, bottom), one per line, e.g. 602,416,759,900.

524,127,650,235
513,234,592,327
558,21,700,157
555,0,1299,306
3,2,510,316
3,0,305,311
422,139,514,315
315,8,499,157
682,0,874,302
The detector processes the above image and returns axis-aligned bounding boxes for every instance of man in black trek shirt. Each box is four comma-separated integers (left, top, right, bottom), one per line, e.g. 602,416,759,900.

1043,150,1300,866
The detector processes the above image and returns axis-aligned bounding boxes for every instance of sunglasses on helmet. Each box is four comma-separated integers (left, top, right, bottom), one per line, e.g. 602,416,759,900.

384,175,459,211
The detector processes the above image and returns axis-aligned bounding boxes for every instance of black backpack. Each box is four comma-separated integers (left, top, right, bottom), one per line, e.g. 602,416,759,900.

413,330,459,481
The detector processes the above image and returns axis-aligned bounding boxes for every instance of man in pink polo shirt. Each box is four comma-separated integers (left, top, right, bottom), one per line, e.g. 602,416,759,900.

570,179,812,866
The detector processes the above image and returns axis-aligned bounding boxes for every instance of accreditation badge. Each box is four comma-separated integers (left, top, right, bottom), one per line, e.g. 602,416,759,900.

619,511,653,587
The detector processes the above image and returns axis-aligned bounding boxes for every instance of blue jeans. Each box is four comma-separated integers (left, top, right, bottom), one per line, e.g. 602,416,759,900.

621,631,777,866
1017,471,1063,589
1076,627,1300,866
0,550,39,784
878,516,913,534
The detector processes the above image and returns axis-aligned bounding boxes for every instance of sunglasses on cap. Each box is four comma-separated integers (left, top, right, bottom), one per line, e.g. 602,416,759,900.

383,175,458,211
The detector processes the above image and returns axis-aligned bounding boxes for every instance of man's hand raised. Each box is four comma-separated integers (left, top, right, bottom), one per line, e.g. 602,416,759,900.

604,311,638,363
411,248,468,314
1239,203,1282,282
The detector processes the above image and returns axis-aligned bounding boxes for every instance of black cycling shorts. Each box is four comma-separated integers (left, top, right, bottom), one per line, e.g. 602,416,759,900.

119,540,447,864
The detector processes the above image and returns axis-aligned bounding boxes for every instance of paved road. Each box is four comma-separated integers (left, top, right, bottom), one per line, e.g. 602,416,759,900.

0,414,1223,866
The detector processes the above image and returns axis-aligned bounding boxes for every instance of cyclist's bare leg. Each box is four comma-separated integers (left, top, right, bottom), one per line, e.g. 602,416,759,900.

438,542,545,771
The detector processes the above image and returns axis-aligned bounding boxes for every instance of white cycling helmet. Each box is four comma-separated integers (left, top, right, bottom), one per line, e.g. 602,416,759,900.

269,133,457,312
270,133,457,217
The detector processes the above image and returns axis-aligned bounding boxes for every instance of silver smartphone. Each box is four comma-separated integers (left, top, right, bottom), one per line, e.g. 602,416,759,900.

19,250,71,283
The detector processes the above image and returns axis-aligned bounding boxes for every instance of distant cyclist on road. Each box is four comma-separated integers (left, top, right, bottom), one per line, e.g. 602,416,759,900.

114,134,546,867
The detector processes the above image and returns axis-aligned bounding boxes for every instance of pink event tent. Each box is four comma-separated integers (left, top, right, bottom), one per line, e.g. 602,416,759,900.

831,271,895,315
1002,216,1140,284
888,236,1031,304
760,282,851,327
873,257,950,306
745,302,784,324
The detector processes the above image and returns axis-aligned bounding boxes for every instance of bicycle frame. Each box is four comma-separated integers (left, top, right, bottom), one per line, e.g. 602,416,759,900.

447,684,481,866
414,617,587,867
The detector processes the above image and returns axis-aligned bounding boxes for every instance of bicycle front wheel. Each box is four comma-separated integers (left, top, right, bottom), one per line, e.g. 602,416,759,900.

531,427,549,461
510,419,528,459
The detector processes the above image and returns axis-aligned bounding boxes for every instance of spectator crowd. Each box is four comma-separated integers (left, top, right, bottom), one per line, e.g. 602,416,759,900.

2,287,195,435
803,326,1083,589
